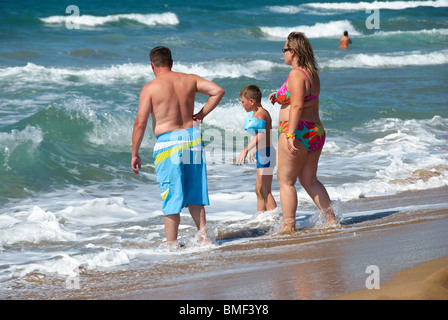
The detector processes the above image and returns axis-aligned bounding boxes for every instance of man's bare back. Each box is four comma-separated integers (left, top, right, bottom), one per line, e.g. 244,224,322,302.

143,71,200,137
339,33,352,50
132,61,224,173
136,70,224,138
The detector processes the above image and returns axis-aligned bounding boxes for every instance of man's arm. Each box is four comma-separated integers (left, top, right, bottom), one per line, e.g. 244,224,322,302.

192,76,225,121
131,85,152,174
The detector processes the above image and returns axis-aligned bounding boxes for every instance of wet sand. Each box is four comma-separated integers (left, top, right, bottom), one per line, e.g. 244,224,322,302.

2,187,447,300
121,187,448,300
125,209,447,300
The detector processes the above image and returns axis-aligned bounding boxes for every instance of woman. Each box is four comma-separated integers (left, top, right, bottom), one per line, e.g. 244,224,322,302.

269,32,338,232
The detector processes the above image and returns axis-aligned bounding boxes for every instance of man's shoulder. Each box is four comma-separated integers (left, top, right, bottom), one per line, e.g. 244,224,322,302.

142,77,163,90
173,71,201,81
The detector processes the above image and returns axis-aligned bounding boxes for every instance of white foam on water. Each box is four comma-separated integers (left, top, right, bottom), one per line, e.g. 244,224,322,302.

267,1,448,14
320,116,448,201
305,0,448,11
260,20,362,39
322,49,448,68
0,59,279,88
40,12,180,28
0,206,77,246
59,197,139,226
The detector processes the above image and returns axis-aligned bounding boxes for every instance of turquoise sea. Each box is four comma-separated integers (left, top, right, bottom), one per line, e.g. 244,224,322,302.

0,0,447,298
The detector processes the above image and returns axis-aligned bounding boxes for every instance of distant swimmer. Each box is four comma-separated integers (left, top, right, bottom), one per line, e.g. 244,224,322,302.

131,46,225,246
339,30,352,50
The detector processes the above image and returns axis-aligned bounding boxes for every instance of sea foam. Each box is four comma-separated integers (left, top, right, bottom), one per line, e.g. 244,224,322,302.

260,20,362,39
305,0,448,11
0,206,77,246
268,1,448,14
40,12,179,27
0,59,279,88
322,49,448,68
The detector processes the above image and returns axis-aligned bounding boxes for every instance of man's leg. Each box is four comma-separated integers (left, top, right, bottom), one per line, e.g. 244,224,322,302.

188,204,210,245
188,204,206,230
164,214,180,243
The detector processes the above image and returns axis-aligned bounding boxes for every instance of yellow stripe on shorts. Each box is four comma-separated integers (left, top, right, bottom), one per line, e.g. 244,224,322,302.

154,136,203,166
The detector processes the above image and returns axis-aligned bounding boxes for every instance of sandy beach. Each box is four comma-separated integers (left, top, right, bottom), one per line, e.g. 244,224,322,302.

124,187,448,301
3,187,446,301
2,0,447,308
333,256,448,300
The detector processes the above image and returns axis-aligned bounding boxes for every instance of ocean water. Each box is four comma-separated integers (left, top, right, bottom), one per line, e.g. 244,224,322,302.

0,0,447,294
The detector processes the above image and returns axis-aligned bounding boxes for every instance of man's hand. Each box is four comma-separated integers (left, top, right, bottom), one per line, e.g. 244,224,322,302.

131,155,141,174
192,110,204,123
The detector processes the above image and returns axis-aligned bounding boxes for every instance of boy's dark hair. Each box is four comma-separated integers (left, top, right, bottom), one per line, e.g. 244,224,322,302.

150,46,173,67
240,85,262,103
344,30,349,36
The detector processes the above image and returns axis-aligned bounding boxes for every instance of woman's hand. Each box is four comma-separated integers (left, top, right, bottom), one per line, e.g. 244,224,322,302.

269,92,277,105
287,137,300,156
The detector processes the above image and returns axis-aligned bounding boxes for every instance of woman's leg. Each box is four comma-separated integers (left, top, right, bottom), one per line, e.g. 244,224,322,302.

277,135,307,231
298,149,338,225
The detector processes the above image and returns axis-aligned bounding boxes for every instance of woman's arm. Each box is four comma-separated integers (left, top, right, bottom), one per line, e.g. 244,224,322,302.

286,70,306,153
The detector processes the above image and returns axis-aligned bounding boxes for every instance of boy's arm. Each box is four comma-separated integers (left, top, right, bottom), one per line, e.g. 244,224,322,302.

236,132,265,165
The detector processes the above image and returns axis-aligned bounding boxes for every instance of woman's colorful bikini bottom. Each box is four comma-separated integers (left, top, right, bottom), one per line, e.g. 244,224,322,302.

279,120,326,152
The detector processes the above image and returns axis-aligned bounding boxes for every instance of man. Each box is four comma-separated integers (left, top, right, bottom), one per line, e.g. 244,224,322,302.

339,30,352,49
131,46,225,245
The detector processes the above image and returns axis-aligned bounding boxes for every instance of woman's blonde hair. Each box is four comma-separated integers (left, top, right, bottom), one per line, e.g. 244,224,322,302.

287,32,319,78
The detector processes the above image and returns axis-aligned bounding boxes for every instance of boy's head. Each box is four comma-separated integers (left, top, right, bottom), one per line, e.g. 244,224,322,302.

240,85,262,104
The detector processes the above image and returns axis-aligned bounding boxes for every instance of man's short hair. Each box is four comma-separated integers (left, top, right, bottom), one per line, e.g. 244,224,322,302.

344,30,349,36
150,46,173,67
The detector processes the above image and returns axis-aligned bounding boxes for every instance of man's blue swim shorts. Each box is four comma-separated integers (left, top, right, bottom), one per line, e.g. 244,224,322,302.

153,126,209,215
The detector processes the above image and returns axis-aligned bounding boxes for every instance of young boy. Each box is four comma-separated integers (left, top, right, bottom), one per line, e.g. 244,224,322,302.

236,85,278,215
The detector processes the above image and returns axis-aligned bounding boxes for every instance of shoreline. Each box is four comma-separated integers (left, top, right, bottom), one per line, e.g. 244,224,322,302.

123,204,448,300
2,187,447,300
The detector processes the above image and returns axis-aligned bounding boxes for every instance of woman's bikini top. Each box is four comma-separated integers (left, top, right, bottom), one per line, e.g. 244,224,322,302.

274,67,318,105
244,111,266,136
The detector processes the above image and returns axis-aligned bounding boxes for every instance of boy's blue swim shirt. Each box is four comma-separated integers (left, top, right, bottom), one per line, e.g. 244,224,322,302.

153,126,209,216
243,111,276,169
